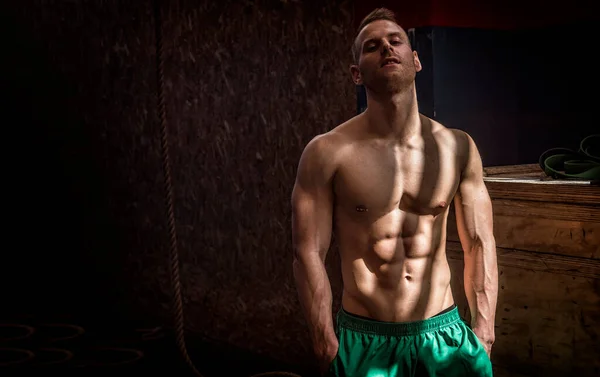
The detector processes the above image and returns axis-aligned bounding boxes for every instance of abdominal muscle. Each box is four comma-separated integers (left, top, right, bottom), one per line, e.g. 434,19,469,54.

335,209,455,323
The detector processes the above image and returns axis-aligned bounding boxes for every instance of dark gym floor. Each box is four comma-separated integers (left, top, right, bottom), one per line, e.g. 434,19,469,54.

0,321,317,377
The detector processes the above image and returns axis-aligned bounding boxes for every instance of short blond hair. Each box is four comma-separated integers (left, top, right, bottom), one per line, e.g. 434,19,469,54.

352,8,407,63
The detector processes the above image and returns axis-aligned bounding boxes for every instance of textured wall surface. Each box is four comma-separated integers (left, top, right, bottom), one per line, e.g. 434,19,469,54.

3,0,355,367
161,0,355,363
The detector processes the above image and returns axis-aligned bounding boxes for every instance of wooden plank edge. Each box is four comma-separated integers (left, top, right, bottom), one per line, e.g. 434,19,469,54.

446,241,600,279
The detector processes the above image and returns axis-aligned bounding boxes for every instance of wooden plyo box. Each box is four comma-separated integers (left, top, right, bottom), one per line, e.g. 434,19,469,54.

446,164,599,377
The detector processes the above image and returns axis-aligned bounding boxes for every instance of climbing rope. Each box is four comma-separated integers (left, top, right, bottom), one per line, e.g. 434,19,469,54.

153,0,203,376
153,1,301,376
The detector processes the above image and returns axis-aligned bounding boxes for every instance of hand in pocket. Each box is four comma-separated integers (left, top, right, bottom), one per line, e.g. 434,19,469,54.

317,340,339,376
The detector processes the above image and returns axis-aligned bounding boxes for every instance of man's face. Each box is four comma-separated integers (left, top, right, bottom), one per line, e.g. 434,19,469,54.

351,20,422,94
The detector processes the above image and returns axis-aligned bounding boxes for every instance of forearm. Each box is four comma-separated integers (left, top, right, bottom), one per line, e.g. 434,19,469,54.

464,238,498,346
293,252,337,354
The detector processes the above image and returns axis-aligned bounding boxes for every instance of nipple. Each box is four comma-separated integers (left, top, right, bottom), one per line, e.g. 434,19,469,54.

439,201,447,208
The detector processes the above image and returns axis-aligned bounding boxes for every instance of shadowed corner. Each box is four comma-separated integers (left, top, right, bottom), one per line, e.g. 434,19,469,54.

0,1,125,323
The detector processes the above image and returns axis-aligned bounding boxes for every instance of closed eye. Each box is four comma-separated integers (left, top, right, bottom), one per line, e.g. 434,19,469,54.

363,43,378,53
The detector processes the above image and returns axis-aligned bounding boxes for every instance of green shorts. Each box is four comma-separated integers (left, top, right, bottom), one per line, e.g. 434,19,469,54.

328,306,493,377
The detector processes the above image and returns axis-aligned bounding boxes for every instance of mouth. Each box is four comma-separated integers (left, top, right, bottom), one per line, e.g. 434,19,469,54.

381,57,400,67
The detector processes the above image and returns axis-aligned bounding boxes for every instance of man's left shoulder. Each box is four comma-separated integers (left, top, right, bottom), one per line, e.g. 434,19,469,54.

430,123,476,174
444,127,471,145
425,117,471,151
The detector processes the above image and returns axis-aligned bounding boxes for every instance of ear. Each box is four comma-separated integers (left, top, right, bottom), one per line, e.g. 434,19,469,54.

350,64,363,85
413,51,422,73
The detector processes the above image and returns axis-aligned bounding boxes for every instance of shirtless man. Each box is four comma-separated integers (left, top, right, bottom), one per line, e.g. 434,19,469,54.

291,8,498,377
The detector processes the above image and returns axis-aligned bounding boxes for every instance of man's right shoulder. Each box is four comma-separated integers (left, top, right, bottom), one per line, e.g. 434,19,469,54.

296,123,356,184
301,116,359,160
303,131,340,157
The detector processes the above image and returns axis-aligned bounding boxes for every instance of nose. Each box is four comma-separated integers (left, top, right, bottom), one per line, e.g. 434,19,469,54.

381,41,393,55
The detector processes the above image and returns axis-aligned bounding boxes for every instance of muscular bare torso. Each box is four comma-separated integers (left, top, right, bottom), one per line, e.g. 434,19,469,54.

330,113,466,322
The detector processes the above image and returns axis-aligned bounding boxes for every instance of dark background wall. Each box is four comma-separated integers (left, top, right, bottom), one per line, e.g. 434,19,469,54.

160,0,354,363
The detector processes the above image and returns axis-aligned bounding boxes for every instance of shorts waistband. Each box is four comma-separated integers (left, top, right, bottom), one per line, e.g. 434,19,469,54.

336,306,462,337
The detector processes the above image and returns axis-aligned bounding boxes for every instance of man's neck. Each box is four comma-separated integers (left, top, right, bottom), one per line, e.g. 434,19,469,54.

364,85,421,142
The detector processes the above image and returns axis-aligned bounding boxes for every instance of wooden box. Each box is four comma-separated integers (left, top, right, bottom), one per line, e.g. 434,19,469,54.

447,164,599,376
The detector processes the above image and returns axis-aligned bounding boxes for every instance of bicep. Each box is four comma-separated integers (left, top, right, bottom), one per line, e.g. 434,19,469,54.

454,135,494,249
455,179,494,247
291,137,335,261
292,184,334,260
